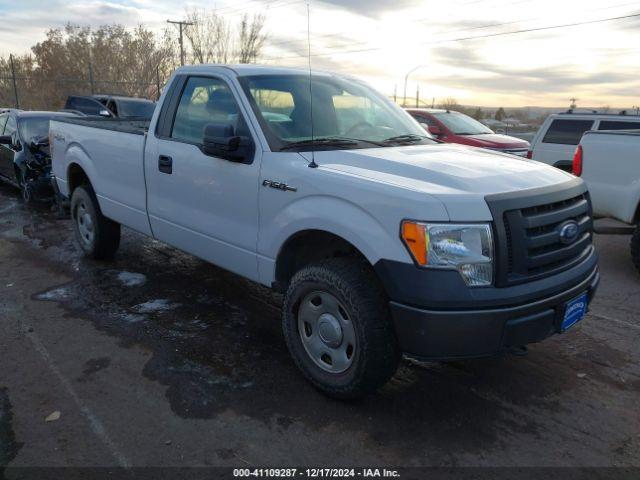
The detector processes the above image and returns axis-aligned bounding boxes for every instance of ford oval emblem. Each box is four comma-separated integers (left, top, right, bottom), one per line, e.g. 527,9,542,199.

559,220,580,245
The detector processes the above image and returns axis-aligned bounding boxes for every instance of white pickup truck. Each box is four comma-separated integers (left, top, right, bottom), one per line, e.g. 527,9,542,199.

50,65,599,398
574,129,640,272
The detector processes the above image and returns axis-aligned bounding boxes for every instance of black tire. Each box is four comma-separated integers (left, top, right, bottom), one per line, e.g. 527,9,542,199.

631,224,640,274
70,184,120,259
283,257,400,399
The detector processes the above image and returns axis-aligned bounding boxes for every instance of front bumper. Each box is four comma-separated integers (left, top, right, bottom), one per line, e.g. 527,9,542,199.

376,248,599,360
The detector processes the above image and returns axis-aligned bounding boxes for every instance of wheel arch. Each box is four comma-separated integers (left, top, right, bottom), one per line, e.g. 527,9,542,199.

67,162,92,194
273,229,372,291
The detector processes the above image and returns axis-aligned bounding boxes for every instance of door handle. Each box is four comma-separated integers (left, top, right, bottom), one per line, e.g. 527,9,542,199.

158,155,172,174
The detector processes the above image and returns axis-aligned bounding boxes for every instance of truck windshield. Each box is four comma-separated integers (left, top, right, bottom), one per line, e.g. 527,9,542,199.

432,111,493,135
18,117,55,141
240,74,434,151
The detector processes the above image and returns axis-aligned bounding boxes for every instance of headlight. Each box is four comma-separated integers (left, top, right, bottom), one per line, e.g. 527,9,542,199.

401,221,494,286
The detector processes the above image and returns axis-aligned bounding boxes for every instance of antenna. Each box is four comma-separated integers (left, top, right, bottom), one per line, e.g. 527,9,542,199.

306,1,318,168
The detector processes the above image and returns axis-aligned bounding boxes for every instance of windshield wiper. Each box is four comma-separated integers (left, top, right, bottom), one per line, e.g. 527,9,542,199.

381,134,430,144
279,136,383,151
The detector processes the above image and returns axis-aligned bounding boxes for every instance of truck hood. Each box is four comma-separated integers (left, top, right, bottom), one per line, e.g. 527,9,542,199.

305,144,575,221
458,133,529,149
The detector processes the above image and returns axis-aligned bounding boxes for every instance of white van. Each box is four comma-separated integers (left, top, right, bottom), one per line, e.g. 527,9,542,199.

529,111,640,171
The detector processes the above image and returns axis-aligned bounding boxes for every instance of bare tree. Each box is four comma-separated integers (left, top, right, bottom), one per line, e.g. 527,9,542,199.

438,97,461,112
237,13,267,64
181,9,267,65
184,8,232,64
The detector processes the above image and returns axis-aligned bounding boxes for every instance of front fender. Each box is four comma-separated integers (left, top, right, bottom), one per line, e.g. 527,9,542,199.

257,195,411,285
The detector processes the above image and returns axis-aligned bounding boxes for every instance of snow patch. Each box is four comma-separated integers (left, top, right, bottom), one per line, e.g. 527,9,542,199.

35,287,71,301
117,271,147,287
120,313,147,324
133,299,180,314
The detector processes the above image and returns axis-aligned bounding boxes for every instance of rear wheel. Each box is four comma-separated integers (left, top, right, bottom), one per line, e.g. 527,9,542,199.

71,185,120,259
282,257,400,399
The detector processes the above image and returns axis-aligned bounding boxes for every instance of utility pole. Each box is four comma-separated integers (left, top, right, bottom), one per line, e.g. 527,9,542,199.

9,54,19,109
156,65,162,100
402,64,426,107
416,84,419,108
88,62,95,95
393,84,397,104
167,19,194,66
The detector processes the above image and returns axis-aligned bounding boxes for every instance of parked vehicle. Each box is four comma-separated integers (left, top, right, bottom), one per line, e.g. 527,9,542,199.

0,110,77,202
406,108,530,156
64,95,156,120
529,110,640,171
573,129,640,272
51,65,599,398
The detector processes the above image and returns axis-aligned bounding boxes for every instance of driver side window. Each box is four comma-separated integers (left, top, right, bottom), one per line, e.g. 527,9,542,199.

171,76,248,145
0,115,7,134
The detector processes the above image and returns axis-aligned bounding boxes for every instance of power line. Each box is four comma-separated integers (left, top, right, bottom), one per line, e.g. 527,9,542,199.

264,1,640,52
214,0,304,16
264,11,640,61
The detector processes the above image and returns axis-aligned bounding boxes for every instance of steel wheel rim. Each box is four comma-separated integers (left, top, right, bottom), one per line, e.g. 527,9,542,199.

76,201,95,248
297,290,356,373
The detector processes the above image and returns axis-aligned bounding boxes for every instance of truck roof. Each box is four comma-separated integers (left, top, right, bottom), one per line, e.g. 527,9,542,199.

175,64,339,78
551,111,640,120
405,108,451,114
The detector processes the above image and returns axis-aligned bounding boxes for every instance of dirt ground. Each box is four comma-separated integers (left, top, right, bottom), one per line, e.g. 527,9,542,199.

0,182,639,476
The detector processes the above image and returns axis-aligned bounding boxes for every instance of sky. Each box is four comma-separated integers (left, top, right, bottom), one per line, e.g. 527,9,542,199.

0,0,639,108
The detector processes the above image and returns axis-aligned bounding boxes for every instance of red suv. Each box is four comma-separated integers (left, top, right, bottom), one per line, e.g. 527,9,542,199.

406,108,530,157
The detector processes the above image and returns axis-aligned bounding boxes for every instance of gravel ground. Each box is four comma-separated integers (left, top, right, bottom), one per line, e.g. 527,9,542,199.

0,182,638,477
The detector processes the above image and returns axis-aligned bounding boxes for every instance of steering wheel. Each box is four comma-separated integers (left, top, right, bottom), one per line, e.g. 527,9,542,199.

345,121,374,137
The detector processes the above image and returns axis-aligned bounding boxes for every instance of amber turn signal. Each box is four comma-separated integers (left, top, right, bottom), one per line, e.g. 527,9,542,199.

401,221,427,266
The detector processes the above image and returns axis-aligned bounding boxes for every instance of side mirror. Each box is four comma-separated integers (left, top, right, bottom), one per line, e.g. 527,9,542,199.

0,134,20,150
203,123,252,162
99,109,112,118
428,125,442,136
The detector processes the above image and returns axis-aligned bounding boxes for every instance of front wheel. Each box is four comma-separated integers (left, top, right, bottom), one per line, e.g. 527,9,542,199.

282,258,400,399
70,185,121,259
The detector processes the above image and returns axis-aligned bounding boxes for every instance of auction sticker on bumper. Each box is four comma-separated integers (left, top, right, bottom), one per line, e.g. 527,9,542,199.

562,293,588,332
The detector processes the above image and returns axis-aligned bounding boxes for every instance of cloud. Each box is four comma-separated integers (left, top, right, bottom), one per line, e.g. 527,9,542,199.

316,0,416,17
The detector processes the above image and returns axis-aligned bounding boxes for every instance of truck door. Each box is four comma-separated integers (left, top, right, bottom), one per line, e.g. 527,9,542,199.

144,75,262,282
0,115,17,179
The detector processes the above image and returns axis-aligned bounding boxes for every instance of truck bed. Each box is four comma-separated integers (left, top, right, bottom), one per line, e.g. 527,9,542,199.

54,116,150,136
580,129,640,223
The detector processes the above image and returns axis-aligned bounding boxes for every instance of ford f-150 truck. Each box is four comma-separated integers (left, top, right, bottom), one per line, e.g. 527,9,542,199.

50,65,599,399
573,129,640,272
